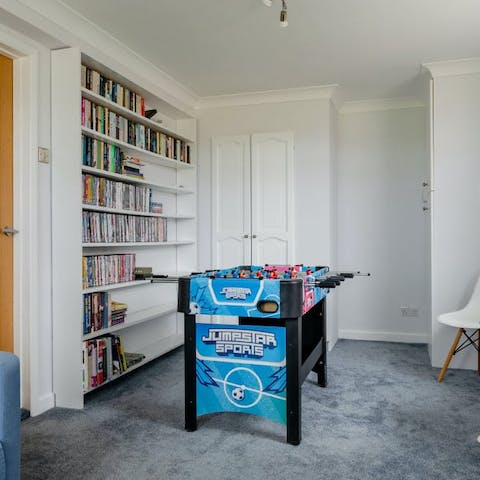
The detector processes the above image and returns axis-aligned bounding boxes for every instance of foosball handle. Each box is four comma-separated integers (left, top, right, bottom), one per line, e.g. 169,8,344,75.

316,281,337,288
328,275,345,283
339,272,354,278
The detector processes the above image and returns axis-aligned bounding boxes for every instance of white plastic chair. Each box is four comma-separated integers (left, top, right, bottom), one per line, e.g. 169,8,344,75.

437,277,480,382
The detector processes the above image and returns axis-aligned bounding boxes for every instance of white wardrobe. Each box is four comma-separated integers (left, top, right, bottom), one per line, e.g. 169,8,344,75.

211,132,295,268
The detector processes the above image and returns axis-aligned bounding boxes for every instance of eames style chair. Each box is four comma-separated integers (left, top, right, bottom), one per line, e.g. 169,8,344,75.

437,277,480,382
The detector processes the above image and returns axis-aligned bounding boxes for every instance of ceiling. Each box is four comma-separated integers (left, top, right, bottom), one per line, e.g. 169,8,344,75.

59,0,480,101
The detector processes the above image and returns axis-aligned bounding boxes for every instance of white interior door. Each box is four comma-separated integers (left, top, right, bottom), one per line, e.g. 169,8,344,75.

212,135,251,268
251,132,294,264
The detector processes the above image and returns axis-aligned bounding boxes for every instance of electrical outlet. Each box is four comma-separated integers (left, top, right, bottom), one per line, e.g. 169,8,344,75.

38,147,49,164
400,306,419,318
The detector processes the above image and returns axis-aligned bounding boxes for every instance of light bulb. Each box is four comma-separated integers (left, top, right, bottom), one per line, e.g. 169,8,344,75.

263,0,273,6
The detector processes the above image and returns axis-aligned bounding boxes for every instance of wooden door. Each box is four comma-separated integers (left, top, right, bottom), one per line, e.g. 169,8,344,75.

211,135,251,268
0,53,14,352
251,132,294,264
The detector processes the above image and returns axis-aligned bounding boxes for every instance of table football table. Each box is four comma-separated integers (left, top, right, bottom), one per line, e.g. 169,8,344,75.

177,264,361,445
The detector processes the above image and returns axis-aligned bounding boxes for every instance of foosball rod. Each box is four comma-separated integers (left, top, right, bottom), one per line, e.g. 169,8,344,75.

305,271,370,288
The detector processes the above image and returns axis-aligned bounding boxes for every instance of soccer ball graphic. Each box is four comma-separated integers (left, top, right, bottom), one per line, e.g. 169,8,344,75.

189,302,200,314
232,387,245,401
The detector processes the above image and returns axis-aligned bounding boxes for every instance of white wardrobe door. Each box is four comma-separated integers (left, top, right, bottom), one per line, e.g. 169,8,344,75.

211,135,251,268
251,132,295,265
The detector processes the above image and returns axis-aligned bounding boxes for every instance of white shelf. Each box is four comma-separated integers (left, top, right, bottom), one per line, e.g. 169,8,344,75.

82,303,177,341
81,87,195,143
82,280,151,294
82,240,195,248
81,166,194,194
81,127,194,169
82,204,194,219
83,334,184,394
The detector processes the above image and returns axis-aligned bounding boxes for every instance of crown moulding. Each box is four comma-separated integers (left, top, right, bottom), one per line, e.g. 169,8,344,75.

195,84,339,110
339,97,425,114
423,57,480,78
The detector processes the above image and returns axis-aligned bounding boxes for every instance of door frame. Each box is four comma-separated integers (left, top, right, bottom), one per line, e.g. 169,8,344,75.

0,25,40,413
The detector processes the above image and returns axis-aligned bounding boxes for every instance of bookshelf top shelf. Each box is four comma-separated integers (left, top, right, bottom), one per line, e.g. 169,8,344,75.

81,127,194,170
81,87,195,143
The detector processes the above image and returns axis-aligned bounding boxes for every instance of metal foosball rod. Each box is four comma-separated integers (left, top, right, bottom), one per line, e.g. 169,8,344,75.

304,271,370,289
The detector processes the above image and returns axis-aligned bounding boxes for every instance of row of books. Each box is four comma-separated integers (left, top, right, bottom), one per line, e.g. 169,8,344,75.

83,335,146,390
82,135,122,173
81,98,191,163
82,65,145,116
82,254,135,289
82,135,146,178
82,174,152,212
82,212,168,244
83,291,128,335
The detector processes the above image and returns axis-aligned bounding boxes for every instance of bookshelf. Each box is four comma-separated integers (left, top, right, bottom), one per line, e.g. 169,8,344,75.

51,48,196,408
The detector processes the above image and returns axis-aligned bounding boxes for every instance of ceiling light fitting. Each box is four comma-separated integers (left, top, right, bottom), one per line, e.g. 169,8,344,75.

280,0,288,28
262,0,288,27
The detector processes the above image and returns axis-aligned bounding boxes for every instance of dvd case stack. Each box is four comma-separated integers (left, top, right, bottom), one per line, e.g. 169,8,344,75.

82,254,136,289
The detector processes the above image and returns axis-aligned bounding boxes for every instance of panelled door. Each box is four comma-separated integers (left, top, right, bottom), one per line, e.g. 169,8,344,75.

212,135,251,267
212,132,294,268
0,53,14,352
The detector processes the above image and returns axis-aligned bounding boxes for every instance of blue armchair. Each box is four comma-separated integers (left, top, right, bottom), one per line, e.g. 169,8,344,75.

0,352,20,480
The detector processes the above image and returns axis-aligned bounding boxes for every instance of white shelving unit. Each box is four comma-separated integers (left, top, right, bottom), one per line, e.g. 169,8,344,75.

51,47,197,408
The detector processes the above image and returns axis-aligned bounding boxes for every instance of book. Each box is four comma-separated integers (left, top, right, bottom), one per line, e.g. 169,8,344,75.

125,352,146,368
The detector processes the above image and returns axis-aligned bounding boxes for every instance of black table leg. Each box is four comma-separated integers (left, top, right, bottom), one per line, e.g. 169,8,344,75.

184,313,197,432
314,299,327,387
286,316,301,445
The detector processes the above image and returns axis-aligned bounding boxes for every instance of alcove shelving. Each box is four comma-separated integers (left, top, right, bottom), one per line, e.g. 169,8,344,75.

51,47,197,408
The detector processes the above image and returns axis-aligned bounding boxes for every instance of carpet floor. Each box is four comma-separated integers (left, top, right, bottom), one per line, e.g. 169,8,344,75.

21,340,480,480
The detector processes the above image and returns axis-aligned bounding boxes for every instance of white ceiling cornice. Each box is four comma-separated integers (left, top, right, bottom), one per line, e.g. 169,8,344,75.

339,97,424,114
0,0,199,116
196,85,338,110
423,57,480,78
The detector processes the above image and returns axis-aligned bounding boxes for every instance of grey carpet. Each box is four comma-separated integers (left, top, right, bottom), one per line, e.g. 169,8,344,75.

21,340,480,480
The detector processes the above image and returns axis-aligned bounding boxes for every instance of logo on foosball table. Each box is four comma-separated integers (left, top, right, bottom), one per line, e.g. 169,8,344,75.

201,328,277,358
219,287,252,300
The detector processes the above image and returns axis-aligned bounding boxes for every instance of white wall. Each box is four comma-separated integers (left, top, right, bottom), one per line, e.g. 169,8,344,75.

337,106,429,343
197,98,339,345
430,71,480,369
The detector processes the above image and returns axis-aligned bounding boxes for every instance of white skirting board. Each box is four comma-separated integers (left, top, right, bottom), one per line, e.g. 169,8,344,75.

338,329,430,344
31,393,55,417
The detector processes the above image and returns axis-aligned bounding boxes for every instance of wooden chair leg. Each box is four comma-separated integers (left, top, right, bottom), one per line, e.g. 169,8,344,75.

437,328,463,383
477,329,480,376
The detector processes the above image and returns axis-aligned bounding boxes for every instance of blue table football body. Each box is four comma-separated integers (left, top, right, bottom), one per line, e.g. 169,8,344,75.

178,264,347,445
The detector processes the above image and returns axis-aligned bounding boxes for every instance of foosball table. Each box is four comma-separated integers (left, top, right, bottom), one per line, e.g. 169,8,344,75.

177,264,364,445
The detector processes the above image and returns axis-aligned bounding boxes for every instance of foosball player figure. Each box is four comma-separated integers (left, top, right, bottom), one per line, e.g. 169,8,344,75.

239,269,248,278
269,269,279,279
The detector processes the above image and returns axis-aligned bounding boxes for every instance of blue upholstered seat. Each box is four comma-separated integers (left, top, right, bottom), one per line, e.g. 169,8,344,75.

0,351,20,480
